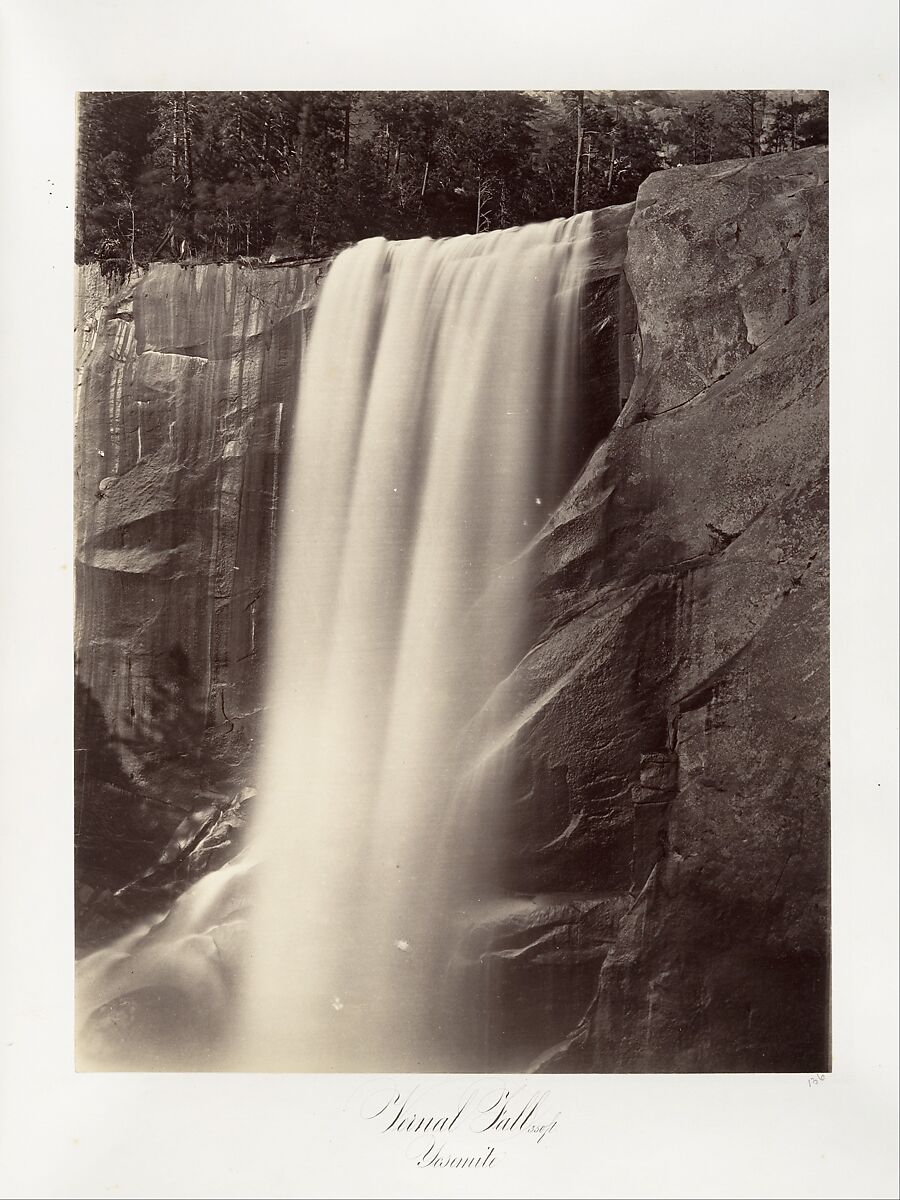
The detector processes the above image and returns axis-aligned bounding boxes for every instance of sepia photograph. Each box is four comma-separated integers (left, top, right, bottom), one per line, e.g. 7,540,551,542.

73,87,831,1074
2,3,898,1195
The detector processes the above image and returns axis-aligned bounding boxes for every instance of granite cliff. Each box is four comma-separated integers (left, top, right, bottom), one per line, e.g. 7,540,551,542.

75,260,324,925
75,145,829,1070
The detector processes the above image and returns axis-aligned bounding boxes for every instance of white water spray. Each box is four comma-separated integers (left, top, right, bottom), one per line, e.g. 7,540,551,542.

240,215,593,1070
76,213,594,1072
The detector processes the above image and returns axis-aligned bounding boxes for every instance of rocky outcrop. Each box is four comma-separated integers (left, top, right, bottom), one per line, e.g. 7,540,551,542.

508,145,829,1070
75,146,829,1071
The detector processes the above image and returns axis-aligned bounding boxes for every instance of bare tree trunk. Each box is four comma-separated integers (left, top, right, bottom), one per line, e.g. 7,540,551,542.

747,91,767,157
169,95,178,256
607,103,620,189
420,160,430,198
171,95,178,180
572,90,584,214
607,131,616,190
790,92,797,150
297,99,311,169
310,201,319,251
749,95,757,156
181,91,193,188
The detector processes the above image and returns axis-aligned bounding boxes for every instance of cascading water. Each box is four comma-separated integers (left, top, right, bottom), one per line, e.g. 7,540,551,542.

76,212,594,1072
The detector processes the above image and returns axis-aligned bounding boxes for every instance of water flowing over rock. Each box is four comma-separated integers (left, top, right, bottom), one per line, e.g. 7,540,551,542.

75,145,829,1072
240,216,600,1071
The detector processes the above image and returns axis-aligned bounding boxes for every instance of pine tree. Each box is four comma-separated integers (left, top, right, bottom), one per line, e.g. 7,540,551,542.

725,90,768,158
75,89,827,265
76,92,156,261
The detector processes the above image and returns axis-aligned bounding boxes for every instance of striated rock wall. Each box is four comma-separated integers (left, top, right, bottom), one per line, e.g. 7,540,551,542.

74,146,829,1070
75,260,324,906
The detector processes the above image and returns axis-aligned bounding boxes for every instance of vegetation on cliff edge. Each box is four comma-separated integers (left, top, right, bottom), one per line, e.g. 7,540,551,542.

76,89,827,265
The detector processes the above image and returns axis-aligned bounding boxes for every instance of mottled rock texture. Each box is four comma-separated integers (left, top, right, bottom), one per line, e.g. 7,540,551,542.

513,146,829,1071
75,146,828,1071
75,260,323,934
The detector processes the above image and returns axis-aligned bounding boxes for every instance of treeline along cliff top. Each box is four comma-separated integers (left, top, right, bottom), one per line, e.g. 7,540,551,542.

77,89,827,266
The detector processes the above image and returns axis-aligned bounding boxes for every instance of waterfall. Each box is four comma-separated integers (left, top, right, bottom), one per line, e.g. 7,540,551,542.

76,213,594,1072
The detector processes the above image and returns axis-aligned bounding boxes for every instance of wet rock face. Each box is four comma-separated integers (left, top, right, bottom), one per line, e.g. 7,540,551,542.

75,261,323,907
509,145,829,1071
75,146,829,1072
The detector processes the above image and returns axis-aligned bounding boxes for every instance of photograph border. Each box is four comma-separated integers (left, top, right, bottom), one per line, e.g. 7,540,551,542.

1,1,897,1196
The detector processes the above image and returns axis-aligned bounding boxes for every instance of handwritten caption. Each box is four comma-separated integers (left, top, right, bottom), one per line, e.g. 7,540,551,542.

357,1083,561,1169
